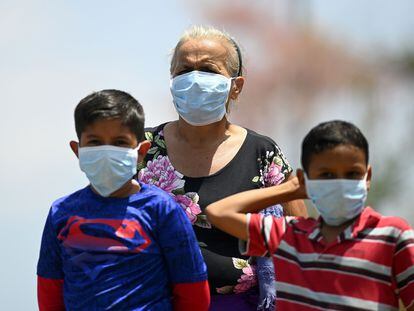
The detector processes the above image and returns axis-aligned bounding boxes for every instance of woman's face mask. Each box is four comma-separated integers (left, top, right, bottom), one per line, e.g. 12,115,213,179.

170,71,233,126
305,175,368,226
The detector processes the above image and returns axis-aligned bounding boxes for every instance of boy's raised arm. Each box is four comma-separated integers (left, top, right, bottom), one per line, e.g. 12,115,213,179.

205,178,304,240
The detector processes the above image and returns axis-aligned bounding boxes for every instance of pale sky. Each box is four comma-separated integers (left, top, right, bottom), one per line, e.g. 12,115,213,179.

1,1,413,309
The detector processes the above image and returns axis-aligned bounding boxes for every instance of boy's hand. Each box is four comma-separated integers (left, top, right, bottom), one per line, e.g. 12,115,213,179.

285,174,308,201
206,176,309,241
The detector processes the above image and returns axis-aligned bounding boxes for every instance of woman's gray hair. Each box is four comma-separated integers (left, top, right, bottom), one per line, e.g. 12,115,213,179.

170,25,243,77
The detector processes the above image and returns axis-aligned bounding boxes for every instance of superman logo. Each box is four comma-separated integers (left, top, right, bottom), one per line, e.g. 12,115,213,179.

57,216,151,253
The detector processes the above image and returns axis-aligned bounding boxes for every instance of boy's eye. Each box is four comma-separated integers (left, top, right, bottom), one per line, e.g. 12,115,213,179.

86,140,101,146
346,171,365,179
318,172,336,179
114,140,130,147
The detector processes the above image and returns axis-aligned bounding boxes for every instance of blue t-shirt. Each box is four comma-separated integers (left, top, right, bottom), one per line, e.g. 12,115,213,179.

37,183,207,310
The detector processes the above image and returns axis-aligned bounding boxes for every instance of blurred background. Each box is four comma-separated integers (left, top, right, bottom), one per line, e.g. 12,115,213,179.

1,0,413,309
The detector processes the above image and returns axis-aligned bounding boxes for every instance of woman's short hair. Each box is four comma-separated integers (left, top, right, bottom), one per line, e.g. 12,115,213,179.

170,25,243,77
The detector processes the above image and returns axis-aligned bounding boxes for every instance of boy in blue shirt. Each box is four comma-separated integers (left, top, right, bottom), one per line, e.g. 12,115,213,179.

37,89,210,310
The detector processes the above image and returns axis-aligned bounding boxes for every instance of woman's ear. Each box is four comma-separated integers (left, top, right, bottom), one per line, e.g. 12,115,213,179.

70,141,79,158
366,165,372,191
230,76,245,100
137,140,151,163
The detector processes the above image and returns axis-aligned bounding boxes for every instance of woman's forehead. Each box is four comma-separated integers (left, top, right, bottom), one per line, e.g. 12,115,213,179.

176,38,229,61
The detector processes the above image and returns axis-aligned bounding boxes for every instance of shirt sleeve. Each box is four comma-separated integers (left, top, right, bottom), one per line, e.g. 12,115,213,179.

172,280,210,311
157,198,208,284
37,209,63,279
394,226,414,309
239,214,286,257
37,276,65,311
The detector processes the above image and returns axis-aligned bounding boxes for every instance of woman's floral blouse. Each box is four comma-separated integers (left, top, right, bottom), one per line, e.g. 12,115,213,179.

138,123,292,309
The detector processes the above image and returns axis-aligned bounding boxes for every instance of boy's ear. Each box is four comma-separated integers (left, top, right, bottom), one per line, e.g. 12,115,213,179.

70,141,79,158
137,140,151,162
366,165,372,191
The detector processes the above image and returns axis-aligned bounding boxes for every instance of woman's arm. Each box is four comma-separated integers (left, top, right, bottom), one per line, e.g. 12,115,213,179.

205,178,305,241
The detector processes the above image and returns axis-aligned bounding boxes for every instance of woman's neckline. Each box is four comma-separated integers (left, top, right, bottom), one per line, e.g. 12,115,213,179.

156,122,250,179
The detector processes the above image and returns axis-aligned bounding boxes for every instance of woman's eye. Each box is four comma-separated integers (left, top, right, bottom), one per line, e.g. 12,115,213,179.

200,68,216,74
176,69,191,76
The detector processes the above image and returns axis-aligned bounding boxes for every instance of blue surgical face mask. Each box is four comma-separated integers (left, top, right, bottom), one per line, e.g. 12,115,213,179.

170,70,233,126
305,175,368,226
78,144,140,197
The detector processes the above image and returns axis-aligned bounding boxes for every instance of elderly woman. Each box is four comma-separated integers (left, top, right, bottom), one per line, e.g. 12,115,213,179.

138,26,307,310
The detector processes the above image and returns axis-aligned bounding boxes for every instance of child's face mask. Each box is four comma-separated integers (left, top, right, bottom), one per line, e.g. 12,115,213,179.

78,144,141,197
305,175,368,226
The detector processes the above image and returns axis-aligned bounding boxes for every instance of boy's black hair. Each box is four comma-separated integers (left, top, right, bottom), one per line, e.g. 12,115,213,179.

74,89,145,141
301,120,369,173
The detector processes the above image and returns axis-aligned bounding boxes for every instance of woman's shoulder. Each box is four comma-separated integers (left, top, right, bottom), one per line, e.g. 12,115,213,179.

243,127,282,151
144,122,170,138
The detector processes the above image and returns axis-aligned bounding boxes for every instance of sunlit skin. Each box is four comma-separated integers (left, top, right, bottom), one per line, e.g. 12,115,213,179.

69,118,150,198
167,38,308,216
296,144,372,243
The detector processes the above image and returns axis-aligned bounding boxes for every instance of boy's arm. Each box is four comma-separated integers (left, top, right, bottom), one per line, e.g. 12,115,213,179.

281,175,308,217
157,199,210,311
172,281,210,311
393,225,414,310
205,178,304,241
37,277,64,311
37,210,65,311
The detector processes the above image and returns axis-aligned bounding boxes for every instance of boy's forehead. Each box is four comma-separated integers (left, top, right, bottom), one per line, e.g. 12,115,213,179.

82,118,133,136
309,144,367,168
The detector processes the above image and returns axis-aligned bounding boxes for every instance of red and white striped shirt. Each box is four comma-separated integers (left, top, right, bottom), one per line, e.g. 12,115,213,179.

241,207,414,310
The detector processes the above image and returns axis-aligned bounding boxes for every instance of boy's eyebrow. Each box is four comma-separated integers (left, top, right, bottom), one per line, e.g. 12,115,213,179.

113,134,132,139
315,164,366,171
84,134,101,138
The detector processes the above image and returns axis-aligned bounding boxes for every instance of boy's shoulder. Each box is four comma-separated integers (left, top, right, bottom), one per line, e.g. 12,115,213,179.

364,207,413,233
286,207,413,235
284,216,319,232
130,183,180,212
133,182,173,200
50,186,90,213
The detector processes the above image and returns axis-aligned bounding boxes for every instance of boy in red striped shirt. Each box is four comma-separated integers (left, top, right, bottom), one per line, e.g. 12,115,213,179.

206,120,414,310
